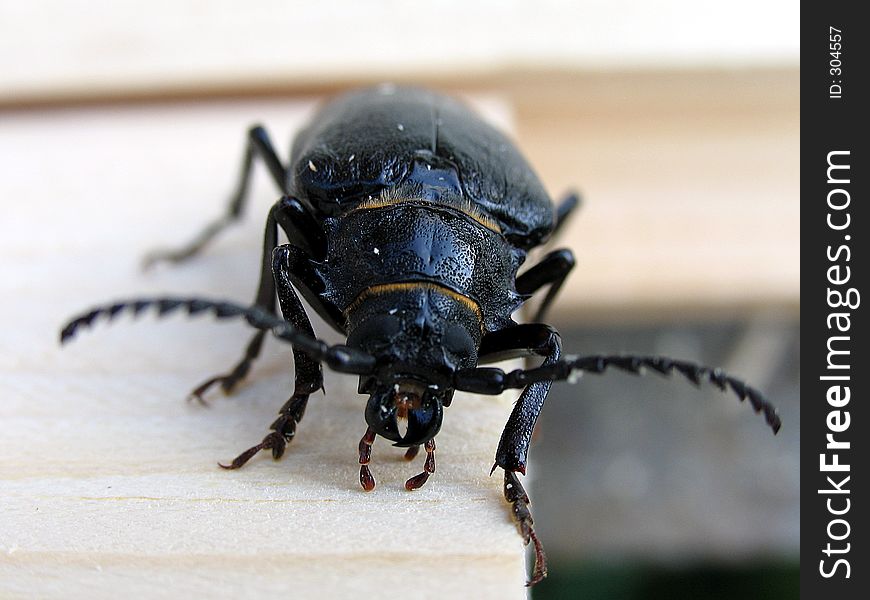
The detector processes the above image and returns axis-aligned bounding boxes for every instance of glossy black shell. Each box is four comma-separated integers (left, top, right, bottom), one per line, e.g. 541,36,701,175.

319,203,525,334
288,85,555,249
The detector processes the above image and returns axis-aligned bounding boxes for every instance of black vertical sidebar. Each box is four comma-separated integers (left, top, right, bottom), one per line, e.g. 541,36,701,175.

801,2,866,598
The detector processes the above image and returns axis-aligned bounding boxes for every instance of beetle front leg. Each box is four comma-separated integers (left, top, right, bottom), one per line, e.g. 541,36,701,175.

190,198,325,402
220,243,323,470
477,324,562,586
219,360,318,471
220,394,309,469
489,325,560,470
504,470,547,586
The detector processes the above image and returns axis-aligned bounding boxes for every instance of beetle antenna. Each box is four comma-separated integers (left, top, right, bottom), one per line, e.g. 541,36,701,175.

454,354,781,434
59,296,377,375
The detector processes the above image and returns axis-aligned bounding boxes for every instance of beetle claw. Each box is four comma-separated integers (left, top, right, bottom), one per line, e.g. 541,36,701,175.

220,395,308,470
187,390,211,407
189,372,242,402
502,469,548,586
219,441,267,470
360,465,376,491
189,331,268,403
220,431,285,470
525,529,548,586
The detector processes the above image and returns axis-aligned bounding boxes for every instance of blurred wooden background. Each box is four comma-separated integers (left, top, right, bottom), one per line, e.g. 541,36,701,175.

1,1,799,598
1,1,799,321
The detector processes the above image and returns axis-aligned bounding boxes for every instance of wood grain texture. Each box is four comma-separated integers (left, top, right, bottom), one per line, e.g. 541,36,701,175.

0,99,527,599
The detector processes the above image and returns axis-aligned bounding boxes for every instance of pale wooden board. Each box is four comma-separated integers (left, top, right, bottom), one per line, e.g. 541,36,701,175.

1,0,798,104
0,99,529,598
509,69,800,321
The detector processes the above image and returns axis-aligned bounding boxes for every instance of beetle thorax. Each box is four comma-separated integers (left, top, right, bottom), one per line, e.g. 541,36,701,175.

321,201,525,334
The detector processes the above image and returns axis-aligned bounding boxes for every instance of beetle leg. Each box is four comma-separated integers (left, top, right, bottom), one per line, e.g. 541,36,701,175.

474,324,561,586
551,190,581,239
189,331,268,404
515,248,575,322
271,222,345,330
272,243,324,396
514,191,579,323
405,439,436,490
187,200,282,401
143,126,287,269
403,445,420,461
189,199,327,402
219,394,308,469
474,324,562,472
218,355,318,471
217,231,324,469
504,470,547,586
358,427,376,491
220,242,323,467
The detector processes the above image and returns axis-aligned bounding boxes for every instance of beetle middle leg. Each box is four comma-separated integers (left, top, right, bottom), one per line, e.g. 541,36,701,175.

143,126,287,269
190,197,325,402
552,190,581,239
516,248,575,322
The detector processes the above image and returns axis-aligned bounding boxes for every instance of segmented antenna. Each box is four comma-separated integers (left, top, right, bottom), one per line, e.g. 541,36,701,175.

59,297,376,375
455,354,781,434
61,300,781,433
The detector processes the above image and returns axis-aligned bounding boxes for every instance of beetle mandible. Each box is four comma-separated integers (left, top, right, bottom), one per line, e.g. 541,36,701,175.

60,85,780,586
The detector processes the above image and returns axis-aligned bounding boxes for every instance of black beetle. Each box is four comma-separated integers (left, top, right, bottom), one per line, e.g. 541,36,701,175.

60,85,780,586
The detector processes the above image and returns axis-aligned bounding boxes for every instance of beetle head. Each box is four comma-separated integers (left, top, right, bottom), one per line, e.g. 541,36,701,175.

345,284,482,376
345,280,480,446
363,378,451,447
